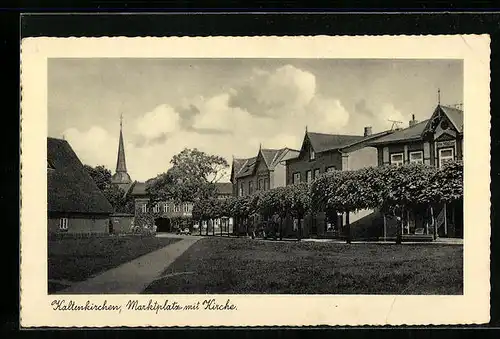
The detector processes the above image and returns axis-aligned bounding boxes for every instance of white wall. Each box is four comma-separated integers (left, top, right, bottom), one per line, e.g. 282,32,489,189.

344,147,378,171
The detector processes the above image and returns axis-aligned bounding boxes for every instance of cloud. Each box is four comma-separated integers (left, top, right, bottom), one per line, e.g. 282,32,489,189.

305,96,350,133
354,99,374,117
348,101,411,133
133,104,180,146
63,64,361,182
64,126,119,171
228,65,316,118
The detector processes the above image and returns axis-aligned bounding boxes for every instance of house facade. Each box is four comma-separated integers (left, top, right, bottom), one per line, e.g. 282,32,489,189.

368,104,464,238
283,127,394,238
47,137,114,234
128,180,234,233
231,147,300,197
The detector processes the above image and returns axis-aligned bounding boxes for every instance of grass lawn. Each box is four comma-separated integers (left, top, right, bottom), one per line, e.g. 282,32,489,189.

48,235,181,293
144,237,463,295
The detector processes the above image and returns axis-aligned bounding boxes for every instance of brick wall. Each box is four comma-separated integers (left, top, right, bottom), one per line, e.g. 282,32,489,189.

286,149,342,185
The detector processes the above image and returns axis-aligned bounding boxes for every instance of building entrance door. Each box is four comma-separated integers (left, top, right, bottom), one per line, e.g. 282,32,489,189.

155,218,171,232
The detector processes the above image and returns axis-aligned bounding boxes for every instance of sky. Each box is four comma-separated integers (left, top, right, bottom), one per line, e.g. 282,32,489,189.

48,58,463,182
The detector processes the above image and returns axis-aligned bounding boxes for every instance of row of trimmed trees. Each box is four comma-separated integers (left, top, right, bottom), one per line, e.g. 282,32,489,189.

192,161,463,244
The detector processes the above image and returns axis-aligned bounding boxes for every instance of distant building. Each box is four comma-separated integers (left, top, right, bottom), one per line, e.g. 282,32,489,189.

231,147,300,197
368,104,464,238
128,181,233,232
47,137,114,234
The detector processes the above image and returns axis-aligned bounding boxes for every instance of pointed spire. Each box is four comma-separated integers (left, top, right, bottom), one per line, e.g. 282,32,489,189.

305,125,308,133
111,113,132,187
116,114,127,173
259,142,262,151
438,88,441,105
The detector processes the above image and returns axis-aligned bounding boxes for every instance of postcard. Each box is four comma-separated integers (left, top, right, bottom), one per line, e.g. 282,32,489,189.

20,34,490,327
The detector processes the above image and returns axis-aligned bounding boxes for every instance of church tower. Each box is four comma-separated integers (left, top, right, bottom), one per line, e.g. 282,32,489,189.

111,114,132,191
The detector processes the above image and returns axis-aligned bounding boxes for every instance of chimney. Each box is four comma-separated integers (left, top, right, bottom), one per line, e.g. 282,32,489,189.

409,114,419,128
364,126,372,137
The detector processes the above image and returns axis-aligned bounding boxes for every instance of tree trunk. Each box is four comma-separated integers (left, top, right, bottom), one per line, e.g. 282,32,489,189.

199,219,202,236
431,206,437,240
206,220,209,236
444,202,448,237
383,214,387,241
396,209,403,244
279,217,283,241
297,216,302,241
345,212,351,244
213,219,215,236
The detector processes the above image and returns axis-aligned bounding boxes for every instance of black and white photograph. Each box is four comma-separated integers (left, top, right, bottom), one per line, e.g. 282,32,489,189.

20,36,490,327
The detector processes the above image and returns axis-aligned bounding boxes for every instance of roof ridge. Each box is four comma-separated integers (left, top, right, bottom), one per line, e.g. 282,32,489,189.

269,148,285,167
308,131,364,137
340,130,393,149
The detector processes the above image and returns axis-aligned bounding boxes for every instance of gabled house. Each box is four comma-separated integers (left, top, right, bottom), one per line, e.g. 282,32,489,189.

286,126,393,184
284,126,394,238
368,104,464,238
369,105,463,167
231,147,300,197
47,137,114,234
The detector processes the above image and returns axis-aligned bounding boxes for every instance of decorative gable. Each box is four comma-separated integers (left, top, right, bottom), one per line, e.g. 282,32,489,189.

297,134,312,161
423,105,463,140
256,151,270,174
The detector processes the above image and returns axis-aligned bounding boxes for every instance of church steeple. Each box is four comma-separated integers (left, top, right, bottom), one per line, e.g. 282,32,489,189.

116,114,127,173
111,114,132,188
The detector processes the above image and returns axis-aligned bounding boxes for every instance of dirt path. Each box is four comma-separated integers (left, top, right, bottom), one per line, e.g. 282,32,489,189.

58,237,200,294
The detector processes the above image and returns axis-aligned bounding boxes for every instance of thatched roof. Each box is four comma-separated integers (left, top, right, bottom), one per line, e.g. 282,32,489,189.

47,137,113,215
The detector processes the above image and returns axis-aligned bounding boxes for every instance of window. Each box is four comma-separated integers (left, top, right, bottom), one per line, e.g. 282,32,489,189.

293,172,301,184
326,166,336,173
153,204,159,213
439,148,455,168
141,204,147,213
390,153,404,166
239,182,244,196
264,178,270,191
409,151,423,164
313,169,320,179
59,218,68,231
248,181,254,195
258,178,263,191
174,204,181,213
309,147,315,161
306,170,312,183
183,204,189,213
163,203,168,213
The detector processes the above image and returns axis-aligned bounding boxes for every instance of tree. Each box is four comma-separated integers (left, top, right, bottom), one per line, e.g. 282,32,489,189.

310,168,380,243
283,183,311,241
256,188,284,239
84,164,134,214
424,160,463,205
84,165,112,191
146,148,229,203
420,160,463,239
376,163,438,244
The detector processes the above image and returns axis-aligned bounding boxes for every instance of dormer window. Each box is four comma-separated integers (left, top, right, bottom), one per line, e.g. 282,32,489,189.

309,147,315,161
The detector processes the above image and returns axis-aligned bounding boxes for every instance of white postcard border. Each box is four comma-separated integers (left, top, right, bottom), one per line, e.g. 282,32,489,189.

20,35,491,327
